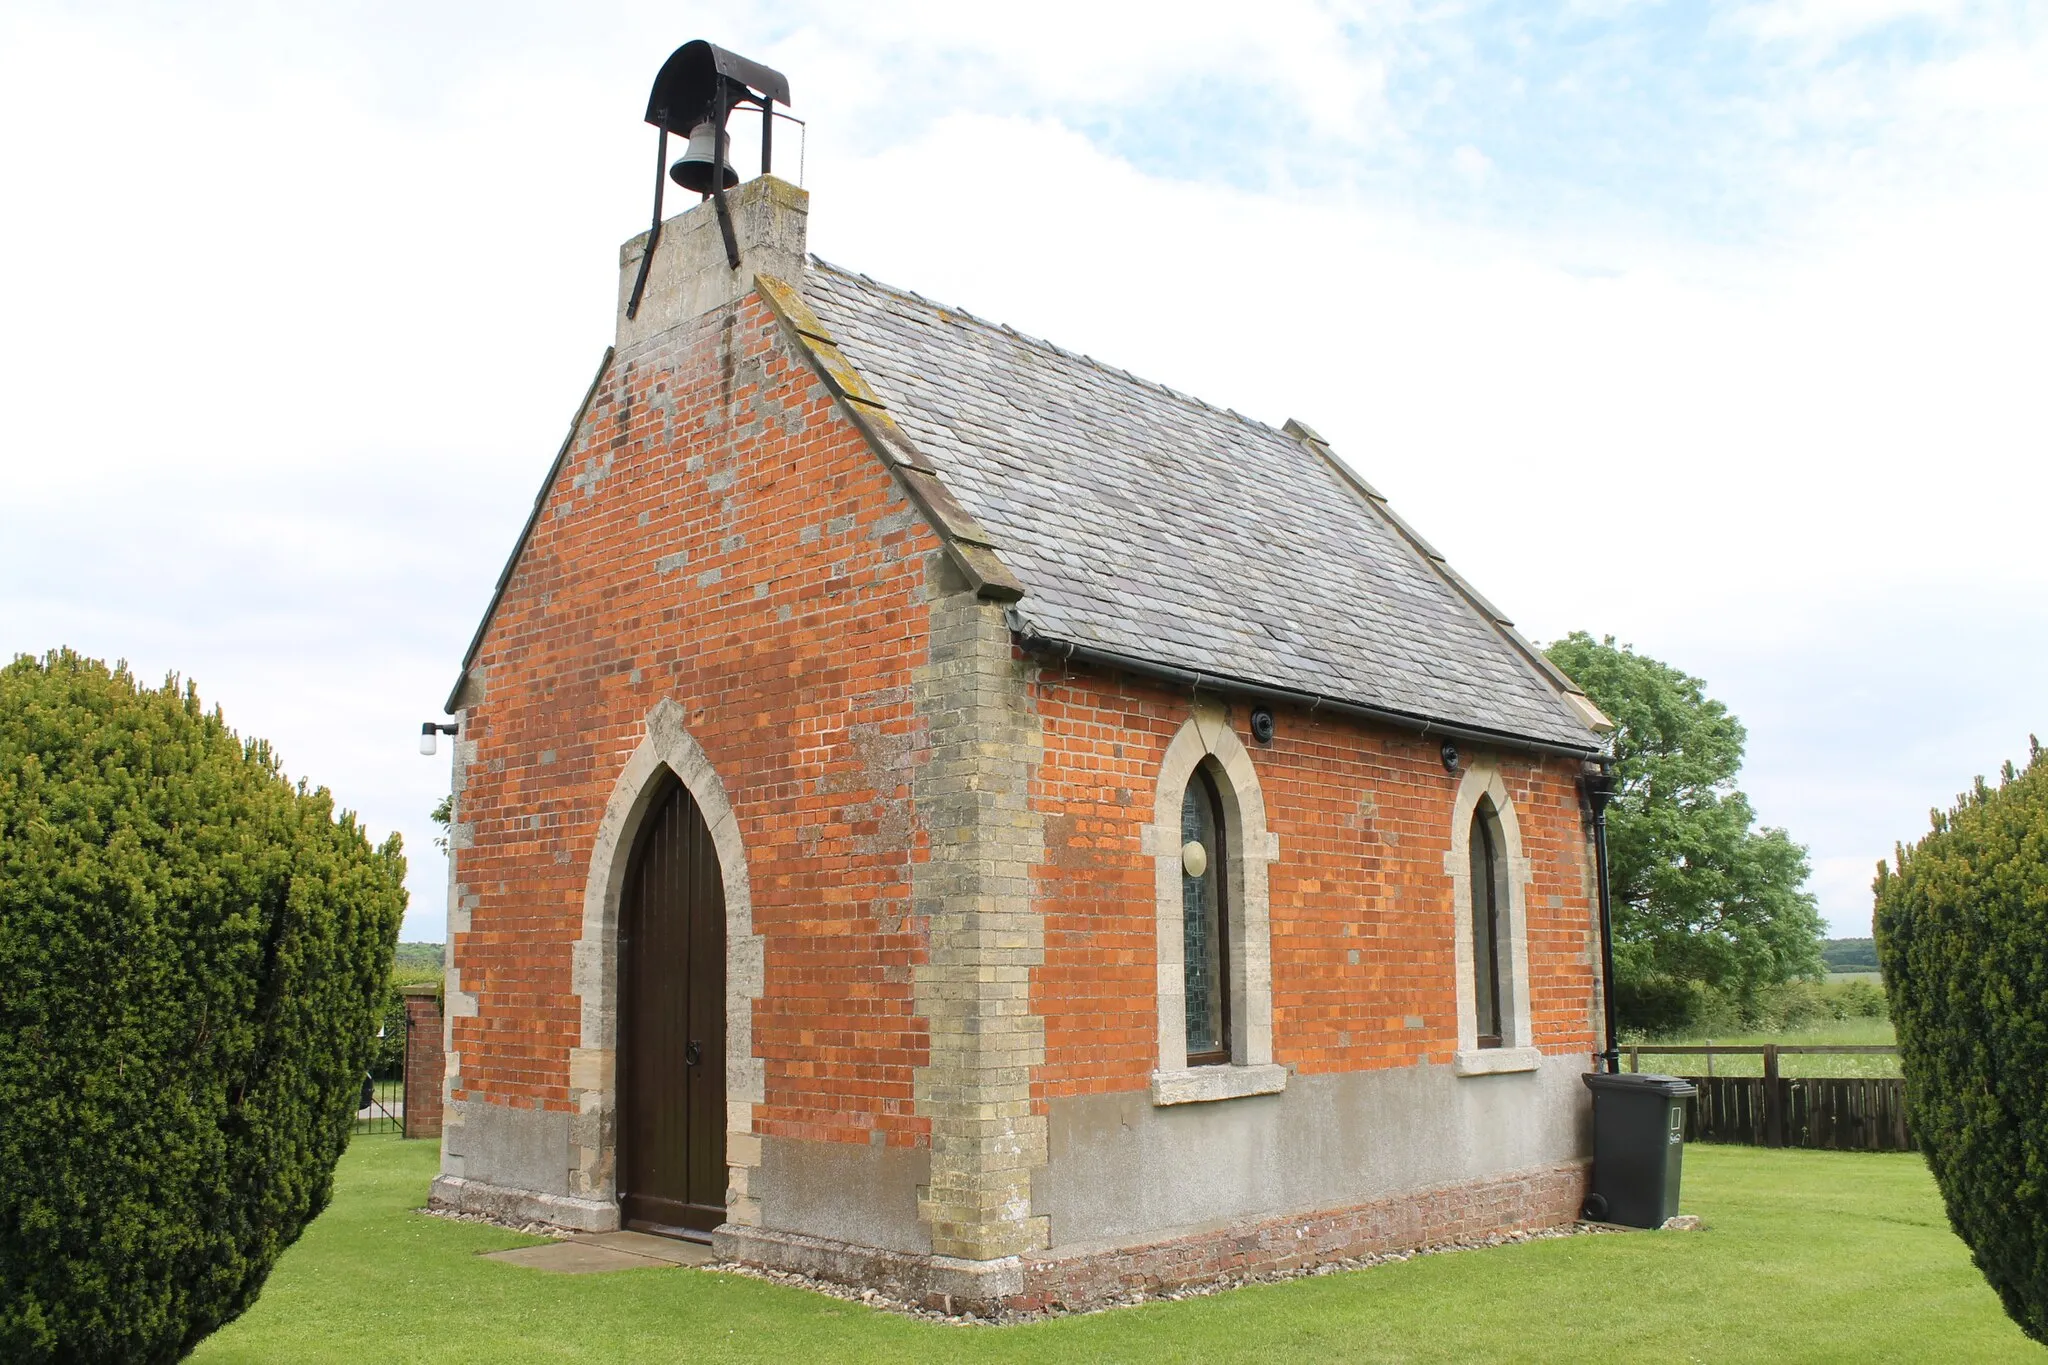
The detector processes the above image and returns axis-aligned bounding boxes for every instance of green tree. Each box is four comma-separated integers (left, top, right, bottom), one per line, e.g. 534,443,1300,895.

0,650,406,1363
1876,742,2048,1343
430,791,452,852
1545,633,1823,1028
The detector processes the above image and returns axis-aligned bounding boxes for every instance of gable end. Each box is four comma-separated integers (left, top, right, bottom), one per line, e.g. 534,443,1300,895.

751,274,1024,604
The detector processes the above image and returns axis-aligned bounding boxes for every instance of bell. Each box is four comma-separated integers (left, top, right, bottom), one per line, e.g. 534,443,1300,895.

669,120,739,194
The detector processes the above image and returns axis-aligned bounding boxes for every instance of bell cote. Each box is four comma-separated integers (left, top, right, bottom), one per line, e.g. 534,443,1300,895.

614,176,810,352
615,38,804,352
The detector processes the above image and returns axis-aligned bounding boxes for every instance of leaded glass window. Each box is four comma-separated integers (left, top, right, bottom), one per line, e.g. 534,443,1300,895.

1470,800,1505,1049
1181,766,1230,1065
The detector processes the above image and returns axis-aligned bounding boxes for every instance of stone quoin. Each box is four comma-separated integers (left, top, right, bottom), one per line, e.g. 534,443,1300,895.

430,157,1615,1313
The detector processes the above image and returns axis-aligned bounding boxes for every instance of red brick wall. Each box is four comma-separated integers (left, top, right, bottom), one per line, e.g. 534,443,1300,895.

403,986,444,1140
452,295,938,1149
1030,666,1596,1102
455,286,1597,1158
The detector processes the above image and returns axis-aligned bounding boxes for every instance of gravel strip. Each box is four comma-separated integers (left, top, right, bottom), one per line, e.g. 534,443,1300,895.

707,1221,1625,1326
418,1206,573,1240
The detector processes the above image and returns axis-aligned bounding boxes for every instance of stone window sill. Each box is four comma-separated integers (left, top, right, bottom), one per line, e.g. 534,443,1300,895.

1151,1063,1289,1106
1454,1046,1542,1077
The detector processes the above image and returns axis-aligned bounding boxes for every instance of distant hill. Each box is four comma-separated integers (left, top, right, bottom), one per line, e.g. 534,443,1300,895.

392,941,444,977
1822,937,1879,973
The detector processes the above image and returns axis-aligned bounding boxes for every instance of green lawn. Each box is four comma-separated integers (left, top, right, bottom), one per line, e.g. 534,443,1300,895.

194,1137,2039,1363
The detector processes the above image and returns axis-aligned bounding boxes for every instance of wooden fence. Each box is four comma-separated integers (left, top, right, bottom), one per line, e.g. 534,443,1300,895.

1623,1045,1915,1153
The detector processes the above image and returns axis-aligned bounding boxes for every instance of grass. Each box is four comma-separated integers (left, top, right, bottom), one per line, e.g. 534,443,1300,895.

1636,1019,1901,1078
190,1136,2041,1363
351,1077,405,1137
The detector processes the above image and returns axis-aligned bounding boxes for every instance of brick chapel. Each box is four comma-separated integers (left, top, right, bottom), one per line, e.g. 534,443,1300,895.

431,43,1616,1314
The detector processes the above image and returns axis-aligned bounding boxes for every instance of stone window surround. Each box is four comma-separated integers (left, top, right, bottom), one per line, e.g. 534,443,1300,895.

568,699,767,1227
1144,703,1287,1106
1445,762,1540,1077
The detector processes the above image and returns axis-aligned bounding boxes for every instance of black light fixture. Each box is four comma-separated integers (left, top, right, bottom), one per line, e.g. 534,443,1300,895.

419,722,459,757
625,40,793,319
1249,707,1276,745
1440,740,1461,774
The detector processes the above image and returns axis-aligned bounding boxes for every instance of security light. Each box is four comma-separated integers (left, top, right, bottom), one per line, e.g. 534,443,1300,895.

420,722,459,756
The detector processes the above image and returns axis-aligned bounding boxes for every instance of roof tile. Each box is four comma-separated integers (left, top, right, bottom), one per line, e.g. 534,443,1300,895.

802,261,1595,749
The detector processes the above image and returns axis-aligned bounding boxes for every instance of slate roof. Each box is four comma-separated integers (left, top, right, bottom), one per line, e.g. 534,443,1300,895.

803,259,1600,753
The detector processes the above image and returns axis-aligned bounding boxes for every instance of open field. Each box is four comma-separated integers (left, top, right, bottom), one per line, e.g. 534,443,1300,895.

1640,1019,1901,1077
393,942,445,974
191,1136,2039,1363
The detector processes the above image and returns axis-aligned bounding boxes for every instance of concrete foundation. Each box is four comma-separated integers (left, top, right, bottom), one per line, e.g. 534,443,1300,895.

429,1175,617,1232
713,1153,1585,1316
432,1096,619,1231
1015,1159,1587,1313
1034,1053,1591,1254
440,1096,571,1196
759,1136,932,1255
715,1224,1025,1314
433,1053,1591,1302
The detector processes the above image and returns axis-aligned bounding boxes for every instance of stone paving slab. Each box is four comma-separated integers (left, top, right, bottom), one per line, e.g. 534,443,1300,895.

482,1241,673,1274
573,1230,717,1266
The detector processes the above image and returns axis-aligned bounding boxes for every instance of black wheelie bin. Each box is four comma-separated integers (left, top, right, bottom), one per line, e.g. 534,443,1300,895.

1581,1070,1697,1228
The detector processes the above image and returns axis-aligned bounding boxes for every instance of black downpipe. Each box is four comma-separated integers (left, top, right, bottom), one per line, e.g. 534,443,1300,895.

1585,763,1621,1074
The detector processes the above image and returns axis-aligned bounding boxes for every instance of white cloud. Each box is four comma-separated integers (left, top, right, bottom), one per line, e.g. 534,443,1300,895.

1450,143,1493,185
1734,0,1973,46
2,0,2043,942
775,0,1398,140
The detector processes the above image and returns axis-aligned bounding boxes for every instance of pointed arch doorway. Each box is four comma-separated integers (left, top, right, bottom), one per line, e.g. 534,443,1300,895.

618,773,728,1238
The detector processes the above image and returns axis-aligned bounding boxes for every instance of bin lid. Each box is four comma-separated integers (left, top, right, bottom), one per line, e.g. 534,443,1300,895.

1583,1070,1698,1098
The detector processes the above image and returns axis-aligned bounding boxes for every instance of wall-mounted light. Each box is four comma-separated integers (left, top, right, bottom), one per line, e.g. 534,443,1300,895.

1249,707,1276,745
1440,741,1461,774
419,722,459,756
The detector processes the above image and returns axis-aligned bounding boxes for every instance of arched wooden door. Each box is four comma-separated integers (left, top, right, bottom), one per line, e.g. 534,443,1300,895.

618,775,727,1238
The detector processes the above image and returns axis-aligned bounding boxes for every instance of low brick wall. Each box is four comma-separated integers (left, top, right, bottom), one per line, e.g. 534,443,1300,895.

1011,1161,1588,1313
402,984,444,1140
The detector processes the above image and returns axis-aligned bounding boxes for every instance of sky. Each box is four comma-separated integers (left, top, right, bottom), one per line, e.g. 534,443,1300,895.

2,1,2043,942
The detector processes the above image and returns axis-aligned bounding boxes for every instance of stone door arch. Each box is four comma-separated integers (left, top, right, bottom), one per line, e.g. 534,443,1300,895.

566,699,765,1230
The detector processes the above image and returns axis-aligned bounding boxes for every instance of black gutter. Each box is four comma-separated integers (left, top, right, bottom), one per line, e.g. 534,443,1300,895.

1011,623,1604,762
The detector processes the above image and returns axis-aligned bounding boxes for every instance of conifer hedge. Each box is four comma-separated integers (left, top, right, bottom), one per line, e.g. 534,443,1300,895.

0,650,406,1363
1876,740,2048,1344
